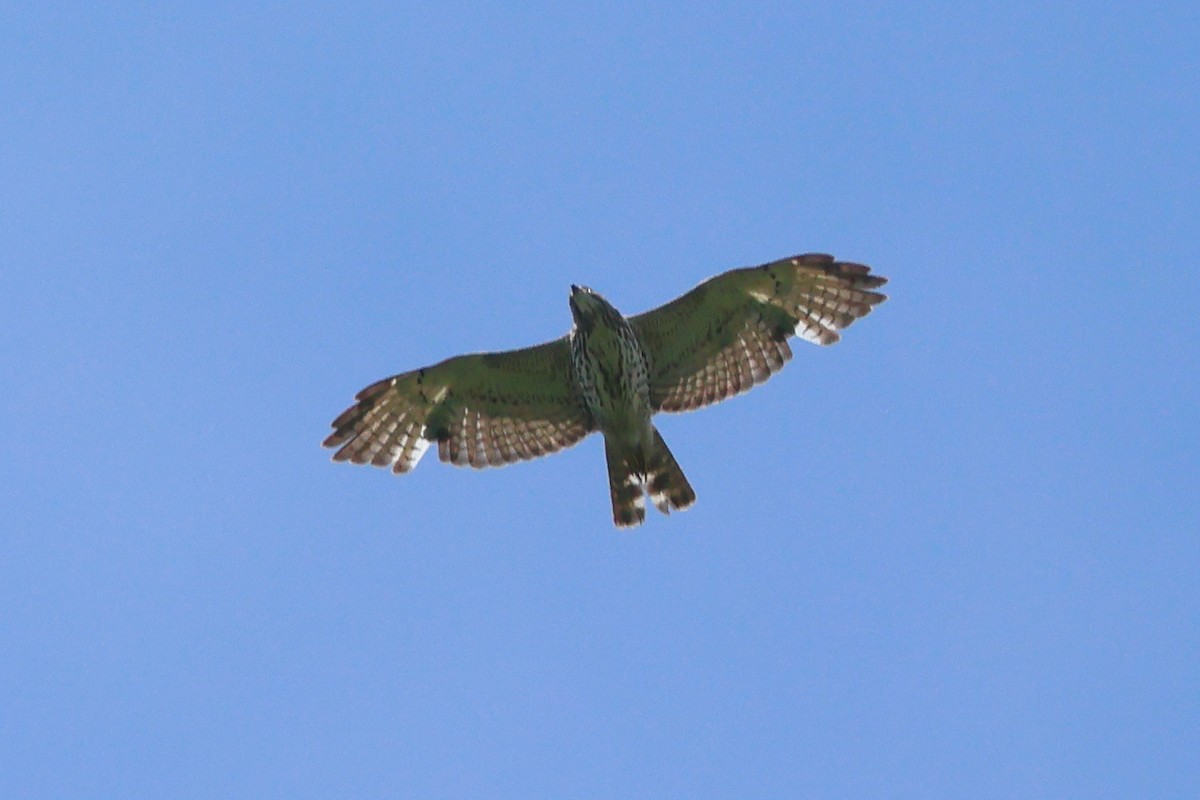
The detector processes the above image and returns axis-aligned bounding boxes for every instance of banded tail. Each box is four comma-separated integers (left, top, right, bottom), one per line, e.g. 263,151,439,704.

605,427,696,527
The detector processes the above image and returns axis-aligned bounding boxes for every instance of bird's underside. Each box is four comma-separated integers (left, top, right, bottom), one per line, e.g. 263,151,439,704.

324,253,888,527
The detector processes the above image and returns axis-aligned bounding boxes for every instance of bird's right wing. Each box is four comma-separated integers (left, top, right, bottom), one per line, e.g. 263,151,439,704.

324,338,594,472
630,253,888,413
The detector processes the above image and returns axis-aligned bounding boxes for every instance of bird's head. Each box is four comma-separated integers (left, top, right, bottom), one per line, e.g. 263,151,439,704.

568,284,617,332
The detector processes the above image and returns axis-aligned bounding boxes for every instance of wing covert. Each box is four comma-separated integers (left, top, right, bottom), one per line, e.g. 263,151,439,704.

323,338,594,471
630,253,887,413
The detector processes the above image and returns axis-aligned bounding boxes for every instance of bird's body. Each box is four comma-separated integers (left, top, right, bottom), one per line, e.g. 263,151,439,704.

324,253,887,527
568,285,652,440
568,284,694,525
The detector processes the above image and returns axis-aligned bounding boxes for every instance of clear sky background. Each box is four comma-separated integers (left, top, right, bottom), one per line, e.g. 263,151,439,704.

3,3,1197,798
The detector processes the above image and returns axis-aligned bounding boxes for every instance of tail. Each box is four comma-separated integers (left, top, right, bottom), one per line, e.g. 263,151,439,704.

605,427,697,528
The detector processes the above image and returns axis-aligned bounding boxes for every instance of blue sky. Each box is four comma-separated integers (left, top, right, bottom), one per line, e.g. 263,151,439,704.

3,2,1197,797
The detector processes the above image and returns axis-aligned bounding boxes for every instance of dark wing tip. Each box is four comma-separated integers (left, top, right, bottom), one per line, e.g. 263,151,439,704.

323,373,402,453
324,398,370,450
355,376,396,401
791,253,835,264
784,253,888,289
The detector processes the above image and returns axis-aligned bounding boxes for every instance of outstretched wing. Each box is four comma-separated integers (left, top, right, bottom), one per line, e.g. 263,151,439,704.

324,338,594,472
630,253,887,413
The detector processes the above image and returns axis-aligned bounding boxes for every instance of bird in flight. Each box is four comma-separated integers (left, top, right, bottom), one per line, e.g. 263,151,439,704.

324,253,888,527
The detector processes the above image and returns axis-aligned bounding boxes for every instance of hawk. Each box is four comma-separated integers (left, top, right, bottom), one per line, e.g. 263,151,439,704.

324,253,887,527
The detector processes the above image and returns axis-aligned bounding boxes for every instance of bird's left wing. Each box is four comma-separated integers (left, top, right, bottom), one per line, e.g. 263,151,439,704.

630,253,887,413
324,338,594,471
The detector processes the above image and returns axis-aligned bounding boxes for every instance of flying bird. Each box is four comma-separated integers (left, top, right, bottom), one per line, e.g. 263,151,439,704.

324,253,888,527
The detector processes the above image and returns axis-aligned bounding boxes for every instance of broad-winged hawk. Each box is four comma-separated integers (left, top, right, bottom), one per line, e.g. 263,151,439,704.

324,253,888,526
